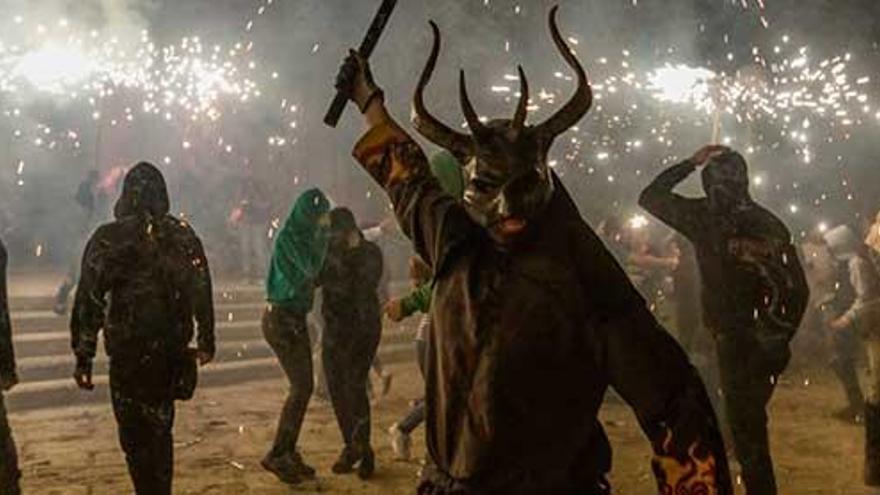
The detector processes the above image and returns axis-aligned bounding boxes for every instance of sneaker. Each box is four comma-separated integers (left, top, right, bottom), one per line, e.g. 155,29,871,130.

289,451,316,479
357,446,375,480
332,446,358,474
261,453,303,485
388,423,411,461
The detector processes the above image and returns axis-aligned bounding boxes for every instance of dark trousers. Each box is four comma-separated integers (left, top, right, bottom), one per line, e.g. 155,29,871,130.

0,393,20,494
830,326,864,409
109,383,175,495
263,306,313,459
717,334,777,495
322,316,380,449
398,339,429,434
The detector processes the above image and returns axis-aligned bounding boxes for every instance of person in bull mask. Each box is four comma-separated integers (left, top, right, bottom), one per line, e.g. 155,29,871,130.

640,146,809,494
261,188,331,485
320,207,383,479
333,6,732,494
0,237,21,494
70,162,215,495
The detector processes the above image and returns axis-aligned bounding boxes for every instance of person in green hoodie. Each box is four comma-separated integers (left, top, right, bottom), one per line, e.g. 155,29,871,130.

261,188,331,485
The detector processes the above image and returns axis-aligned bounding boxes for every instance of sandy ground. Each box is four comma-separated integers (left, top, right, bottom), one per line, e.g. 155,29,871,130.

7,360,880,494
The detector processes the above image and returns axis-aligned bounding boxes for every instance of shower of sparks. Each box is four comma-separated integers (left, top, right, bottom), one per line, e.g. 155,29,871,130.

0,10,300,165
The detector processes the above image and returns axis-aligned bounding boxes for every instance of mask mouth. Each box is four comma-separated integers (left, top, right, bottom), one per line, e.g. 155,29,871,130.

493,216,528,240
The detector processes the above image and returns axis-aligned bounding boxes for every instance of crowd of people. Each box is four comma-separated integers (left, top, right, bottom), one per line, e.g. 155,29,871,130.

2,6,880,495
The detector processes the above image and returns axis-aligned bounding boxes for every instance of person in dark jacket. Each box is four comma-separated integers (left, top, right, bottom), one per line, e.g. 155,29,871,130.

320,207,383,479
334,7,732,494
262,188,331,485
0,238,21,494
70,162,215,495
640,145,809,495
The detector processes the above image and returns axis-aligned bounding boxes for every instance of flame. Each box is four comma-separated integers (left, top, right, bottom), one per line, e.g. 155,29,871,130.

652,429,719,495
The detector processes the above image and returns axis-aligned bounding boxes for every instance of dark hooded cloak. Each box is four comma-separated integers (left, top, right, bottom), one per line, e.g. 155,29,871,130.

0,239,13,379
71,162,215,376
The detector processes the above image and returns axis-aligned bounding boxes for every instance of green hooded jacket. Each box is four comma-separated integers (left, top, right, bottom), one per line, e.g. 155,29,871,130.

266,189,331,313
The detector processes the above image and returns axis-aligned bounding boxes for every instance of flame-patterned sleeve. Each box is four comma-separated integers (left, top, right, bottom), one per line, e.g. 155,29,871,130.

352,120,478,272
597,306,733,495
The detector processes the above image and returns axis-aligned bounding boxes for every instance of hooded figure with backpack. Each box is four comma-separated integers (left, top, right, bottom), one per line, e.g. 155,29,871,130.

640,145,809,494
70,162,215,495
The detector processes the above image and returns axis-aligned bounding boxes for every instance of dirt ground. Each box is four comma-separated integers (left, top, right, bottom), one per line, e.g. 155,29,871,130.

8,361,880,494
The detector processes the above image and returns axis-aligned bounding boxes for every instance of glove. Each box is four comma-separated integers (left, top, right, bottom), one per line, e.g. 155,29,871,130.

73,355,94,391
335,49,384,113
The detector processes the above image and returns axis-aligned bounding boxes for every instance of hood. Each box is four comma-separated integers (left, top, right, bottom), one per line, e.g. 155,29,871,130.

824,225,859,261
701,151,751,211
429,150,465,200
113,162,170,219
283,188,330,234
329,207,358,235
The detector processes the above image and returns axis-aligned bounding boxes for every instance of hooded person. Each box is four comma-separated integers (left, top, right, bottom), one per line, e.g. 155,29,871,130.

334,7,732,494
70,162,215,495
822,225,880,485
0,237,21,494
319,207,384,479
640,145,809,494
261,188,331,485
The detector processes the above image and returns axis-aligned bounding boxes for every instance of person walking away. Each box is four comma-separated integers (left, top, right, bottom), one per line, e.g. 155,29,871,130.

70,162,215,495
261,188,331,484
822,225,880,485
0,237,21,494
640,145,809,494
320,207,383,479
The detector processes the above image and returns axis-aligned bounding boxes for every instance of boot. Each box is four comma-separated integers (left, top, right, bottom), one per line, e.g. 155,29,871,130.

261,453,302,485
289,451,316,479
865,402,880,486
357,446,375,480
332,445,358,474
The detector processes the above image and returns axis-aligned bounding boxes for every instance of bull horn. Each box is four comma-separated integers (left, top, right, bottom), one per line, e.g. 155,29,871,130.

412,21,473,158
533,6,592,142
511,65,529,134
459,70,489,137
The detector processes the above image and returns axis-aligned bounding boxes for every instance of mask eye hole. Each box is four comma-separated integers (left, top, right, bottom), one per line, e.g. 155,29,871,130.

471,178,496,194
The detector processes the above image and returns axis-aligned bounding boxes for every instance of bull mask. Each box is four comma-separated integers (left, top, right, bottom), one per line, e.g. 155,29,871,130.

412,6,592,241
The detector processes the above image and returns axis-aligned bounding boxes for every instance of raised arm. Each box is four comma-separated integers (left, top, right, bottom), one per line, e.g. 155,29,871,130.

0,240,16,388
639,146,726,238
338,51,477,270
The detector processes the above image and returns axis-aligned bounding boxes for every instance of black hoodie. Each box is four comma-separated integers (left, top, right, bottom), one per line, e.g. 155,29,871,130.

640,156,809,338
71,163,215,365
